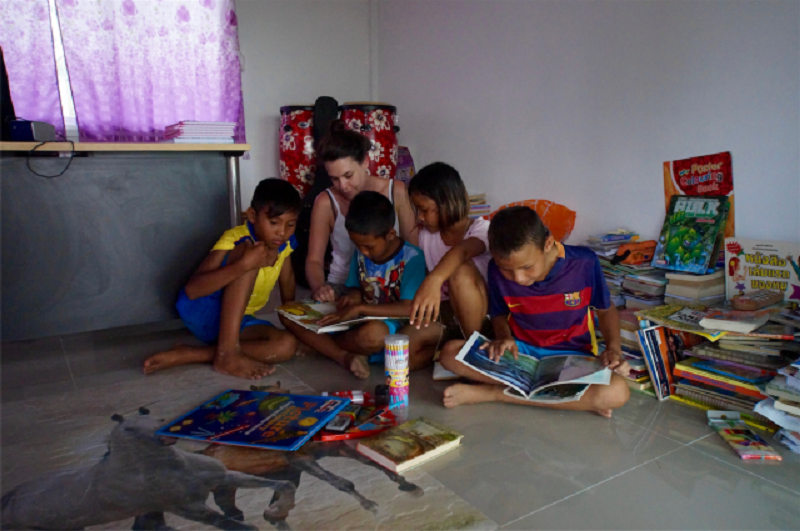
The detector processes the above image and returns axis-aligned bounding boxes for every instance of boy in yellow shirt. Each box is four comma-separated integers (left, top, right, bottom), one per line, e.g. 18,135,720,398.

143,179,300,379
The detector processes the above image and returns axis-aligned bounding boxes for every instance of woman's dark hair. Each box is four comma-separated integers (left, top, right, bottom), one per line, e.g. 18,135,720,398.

317,120,371,164
345,191,396,237
408,162,469,231
251,178,302,217
488,207,551,257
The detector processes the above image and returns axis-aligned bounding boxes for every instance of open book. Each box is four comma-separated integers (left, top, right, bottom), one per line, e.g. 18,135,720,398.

455,332,611,403
277,301,390,334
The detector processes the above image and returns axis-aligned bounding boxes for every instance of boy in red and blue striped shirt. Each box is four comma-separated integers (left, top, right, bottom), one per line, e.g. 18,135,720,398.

439,207,631,416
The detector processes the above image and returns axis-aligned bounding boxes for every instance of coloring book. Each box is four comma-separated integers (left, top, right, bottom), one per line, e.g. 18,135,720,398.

277,301,390,334
652,195,730,275
455,332,611,402
723,238,800,303
156,390,350,451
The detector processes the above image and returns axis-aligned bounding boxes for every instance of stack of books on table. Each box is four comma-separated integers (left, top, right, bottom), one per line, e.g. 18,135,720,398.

469,193,490,218
664,270,725,306
163,121,236,144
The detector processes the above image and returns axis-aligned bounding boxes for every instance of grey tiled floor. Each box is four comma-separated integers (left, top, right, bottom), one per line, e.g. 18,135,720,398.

2,316,799,530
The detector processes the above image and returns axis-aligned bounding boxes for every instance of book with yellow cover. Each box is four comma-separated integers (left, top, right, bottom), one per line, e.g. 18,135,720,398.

673,358,767,399
356,418,463,473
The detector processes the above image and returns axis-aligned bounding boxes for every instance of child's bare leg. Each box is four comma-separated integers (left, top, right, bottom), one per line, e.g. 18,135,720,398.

239,325,297,364
279,315,374,379
214,254,275,380
439,340,630,414
398,323,443,371
335,320,392,379
143,345,215,374
447,261,488,337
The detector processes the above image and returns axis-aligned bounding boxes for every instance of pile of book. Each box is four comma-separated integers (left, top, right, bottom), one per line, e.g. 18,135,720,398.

664,270,725,306
618,309,654,394
621,270,667,311
163,121,236,144
584,231,643,308
761,359,800,454
469,193,490,219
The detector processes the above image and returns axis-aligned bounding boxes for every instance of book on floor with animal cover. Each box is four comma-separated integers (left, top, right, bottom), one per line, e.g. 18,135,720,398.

356,418,464,473
277,301,390,334
156,390,350,451
455,332,612,403
652,195,730,275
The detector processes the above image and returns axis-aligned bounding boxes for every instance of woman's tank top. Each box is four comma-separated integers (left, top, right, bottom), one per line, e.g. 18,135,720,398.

326,180,399,285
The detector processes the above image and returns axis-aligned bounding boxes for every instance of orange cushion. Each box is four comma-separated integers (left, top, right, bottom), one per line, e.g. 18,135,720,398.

489,200,576,243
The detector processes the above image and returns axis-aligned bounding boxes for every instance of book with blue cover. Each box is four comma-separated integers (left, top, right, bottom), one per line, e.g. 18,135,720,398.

156,390,350,451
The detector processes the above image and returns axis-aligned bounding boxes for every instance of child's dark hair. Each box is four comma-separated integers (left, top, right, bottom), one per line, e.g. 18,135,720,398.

317,120,372,164
488,207,551,257
251,178,302,217
408,162,469,231
345,191,396,237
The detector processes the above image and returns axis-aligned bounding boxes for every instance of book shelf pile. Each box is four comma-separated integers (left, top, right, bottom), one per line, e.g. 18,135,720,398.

664,270,725,306
163,121,236,144
469,193,490,219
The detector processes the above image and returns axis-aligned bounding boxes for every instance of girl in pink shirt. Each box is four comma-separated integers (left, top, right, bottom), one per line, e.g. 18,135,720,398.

408,162,491,337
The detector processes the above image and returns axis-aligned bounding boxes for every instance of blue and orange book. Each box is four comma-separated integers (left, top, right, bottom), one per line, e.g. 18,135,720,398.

156,390,350,451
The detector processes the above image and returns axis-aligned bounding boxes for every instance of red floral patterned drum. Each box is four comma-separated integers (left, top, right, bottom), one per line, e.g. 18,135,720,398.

279,105,316,197
339,102,399,179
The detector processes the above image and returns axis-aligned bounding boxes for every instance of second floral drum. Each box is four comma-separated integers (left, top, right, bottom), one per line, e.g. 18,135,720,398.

340,102,399,180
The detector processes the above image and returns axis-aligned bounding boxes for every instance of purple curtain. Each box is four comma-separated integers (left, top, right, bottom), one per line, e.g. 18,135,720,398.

0,1,66,138
54,0,246,142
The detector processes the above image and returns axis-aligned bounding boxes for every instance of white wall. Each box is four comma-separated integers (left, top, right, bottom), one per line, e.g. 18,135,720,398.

378,0,800,243
237,0,372,207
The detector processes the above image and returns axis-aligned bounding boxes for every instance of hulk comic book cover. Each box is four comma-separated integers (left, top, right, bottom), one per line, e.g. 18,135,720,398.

652,195,730,275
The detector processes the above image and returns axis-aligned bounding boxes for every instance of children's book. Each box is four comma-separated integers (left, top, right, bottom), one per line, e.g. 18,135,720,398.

663,152,734,238
707,411,781,461
454,332,611,402
156,390,349,451
634,304,726,341
652,195,730,275
277,301,390,334
699,308,772,334
356,418,463,473
692,359,773,384
723,238,800,302
673,358,768,400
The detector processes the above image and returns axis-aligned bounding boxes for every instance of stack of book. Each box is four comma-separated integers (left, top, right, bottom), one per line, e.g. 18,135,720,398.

469,193,490,219
763,360,800,454
617,309,654,393
163,121,236,144
664,270,725,306
584,231,644,308
622,271,667,311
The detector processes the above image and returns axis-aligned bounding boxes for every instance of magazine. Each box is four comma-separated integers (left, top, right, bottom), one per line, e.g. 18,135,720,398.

155,390,350,451
651,195,730,274
723,238,800,301
454,332,611,403
277,301,390,334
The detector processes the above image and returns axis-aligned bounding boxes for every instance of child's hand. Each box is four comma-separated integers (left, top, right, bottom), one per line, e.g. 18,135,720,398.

313,284,337,303
599,348,630,377
317,305,361,326
240,240,277,271
479,338,518,362
410,277,443,329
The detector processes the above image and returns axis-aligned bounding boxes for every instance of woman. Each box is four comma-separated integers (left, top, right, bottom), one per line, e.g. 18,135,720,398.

306,122,416,302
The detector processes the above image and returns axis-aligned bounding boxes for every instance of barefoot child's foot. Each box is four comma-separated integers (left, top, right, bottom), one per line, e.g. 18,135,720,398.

213,348,276,379
443,383,500,408
343,353,370,380
143,345,213,375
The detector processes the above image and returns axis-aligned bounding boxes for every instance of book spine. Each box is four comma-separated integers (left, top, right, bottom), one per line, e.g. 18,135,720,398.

672,367,767,399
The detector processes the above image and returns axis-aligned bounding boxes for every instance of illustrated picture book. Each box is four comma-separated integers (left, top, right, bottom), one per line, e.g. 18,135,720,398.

723,238,800,302
356,418,463,473
707,411,781,461
277,301,390,334
663,151,734,238
156,390,350,451
652,195,730,275
455,332,611,403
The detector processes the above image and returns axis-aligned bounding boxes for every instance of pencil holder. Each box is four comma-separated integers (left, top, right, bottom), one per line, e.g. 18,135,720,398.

384,334,410,409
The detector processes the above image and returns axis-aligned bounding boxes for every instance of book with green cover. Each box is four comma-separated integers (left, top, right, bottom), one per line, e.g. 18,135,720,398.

356,418,463,473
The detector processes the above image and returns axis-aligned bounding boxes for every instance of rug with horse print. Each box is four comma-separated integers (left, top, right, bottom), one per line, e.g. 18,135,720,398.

1,365,496,531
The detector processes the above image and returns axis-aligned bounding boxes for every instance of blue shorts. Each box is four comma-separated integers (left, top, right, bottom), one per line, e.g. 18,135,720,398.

515,339,594,360
176,288,273,344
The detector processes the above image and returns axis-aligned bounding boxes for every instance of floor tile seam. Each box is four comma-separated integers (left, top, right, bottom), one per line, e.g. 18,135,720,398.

612,414,708,447
60,337,79,391
686,443,800,497
497,444,689,528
